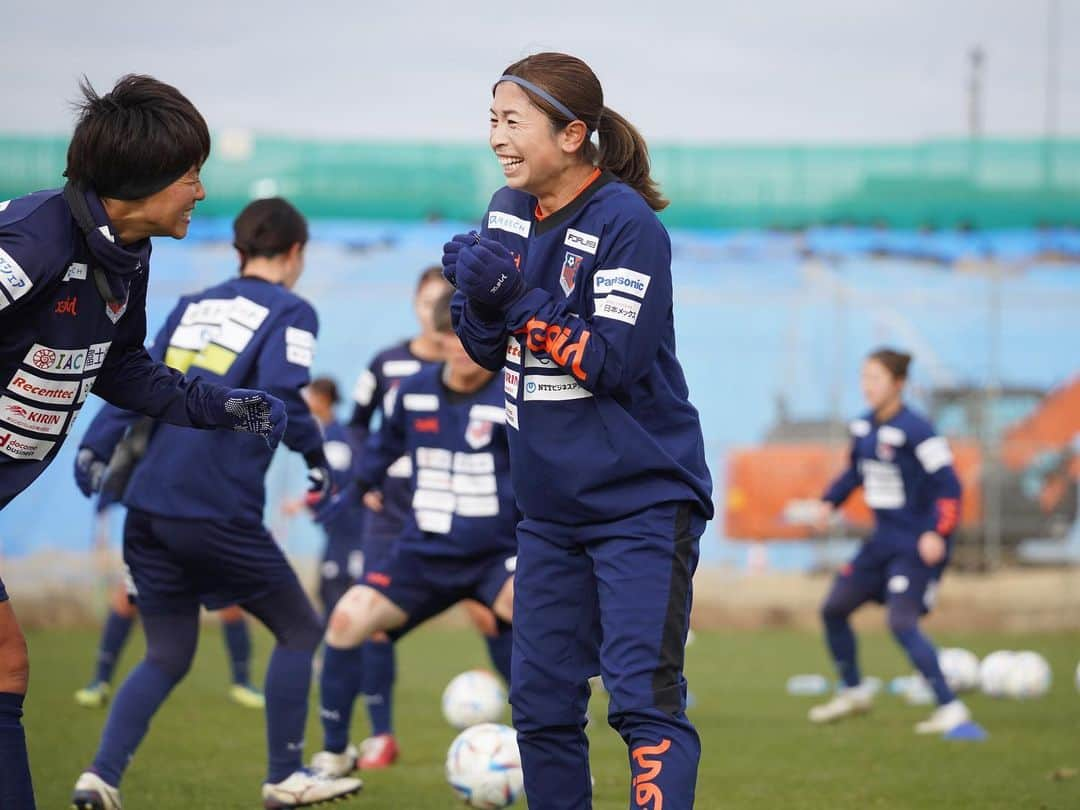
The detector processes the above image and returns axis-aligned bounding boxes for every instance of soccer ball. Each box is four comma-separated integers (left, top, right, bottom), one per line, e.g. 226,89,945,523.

979,651,1016,697
1004,651,1052,699
445,723,523,809
939,648,980,692
442,670,507,730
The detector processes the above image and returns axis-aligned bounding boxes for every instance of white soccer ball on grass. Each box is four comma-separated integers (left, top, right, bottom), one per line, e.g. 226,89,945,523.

446,723,523,809
442,670,508,730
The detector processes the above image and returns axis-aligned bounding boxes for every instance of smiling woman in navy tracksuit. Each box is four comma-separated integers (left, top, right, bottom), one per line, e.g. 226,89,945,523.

442,52,712,810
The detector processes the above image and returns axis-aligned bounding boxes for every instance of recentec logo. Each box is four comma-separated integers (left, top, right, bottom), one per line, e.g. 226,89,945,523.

7,370,79,405
505,337,521,366
0,428,55,461
0,396,66,436
23,343,88,375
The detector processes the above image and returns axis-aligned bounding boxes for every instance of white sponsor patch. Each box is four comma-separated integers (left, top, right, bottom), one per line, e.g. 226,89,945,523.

915,436,954,474
524,349,555,369
180,298,232,326
522,374,594,402
564,228,599,255
284,327,316,367
469,405,506,424
403,393,439,412
453,452,495,474
285,326,316,350
63,263,88,282
23,344,87,375
382,359,422,378
595,294,642,326
505,338,522,366
505,400,519,430
6,371,80,406
504,555,517,573
850,419,871,437
77,377,96,405
487,210,531,238
417,468,453,491
353,369,376,406
324,440,353,472
286,344,314,367
504,368,520,398
861,460,906,509
0,427,55,461
888,575,910,594
593,268,650,299
214,320,255,353
386,454,413,478
416,509,453,534
228,296,270,331
877,425,906,446
413,488,456,513
416,447,452,471
455,494,499,517
383,386,399,417
452,473,497,496
0,396,66,436
0,247,33,303
84,342,111,372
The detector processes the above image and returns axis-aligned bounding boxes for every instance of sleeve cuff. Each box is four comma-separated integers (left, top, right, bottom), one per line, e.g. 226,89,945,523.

505,287,554,331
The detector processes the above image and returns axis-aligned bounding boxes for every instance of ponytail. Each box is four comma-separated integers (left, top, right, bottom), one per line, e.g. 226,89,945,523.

596,106,668,212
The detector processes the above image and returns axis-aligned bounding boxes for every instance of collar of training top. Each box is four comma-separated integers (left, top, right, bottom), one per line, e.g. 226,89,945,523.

63,182,151,302
532,170,618,237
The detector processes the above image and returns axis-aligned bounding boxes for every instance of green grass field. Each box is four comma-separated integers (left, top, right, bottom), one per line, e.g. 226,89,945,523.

23,623,1080,809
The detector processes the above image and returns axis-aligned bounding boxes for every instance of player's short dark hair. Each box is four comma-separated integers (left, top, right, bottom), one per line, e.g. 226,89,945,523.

64,74,211,200
308,376,340,405
868,347,913,380
416,264,448,295
233,198,309,269
432,288,455,335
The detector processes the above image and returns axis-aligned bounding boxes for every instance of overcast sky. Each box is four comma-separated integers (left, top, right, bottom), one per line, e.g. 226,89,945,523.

4,0,1077,143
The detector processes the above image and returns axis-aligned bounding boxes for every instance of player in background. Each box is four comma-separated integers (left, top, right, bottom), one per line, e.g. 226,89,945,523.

310,289,517,780
442,53,713,810
70,198,361,809
345,266,512,769
0,76,285,810
808,349,978,736
281,376,366,618
76,420,265,711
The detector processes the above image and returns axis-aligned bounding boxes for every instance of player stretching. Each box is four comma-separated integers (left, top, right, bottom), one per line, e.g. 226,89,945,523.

443,53,712,810
808,348,978,737
70,198,361,809
76,425,264,711
311,289,517,780
0,75,285,810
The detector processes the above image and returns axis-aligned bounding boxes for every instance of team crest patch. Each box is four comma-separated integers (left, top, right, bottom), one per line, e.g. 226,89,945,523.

876,441,895,462
105,293,130,324
465,418,494,449
560,252,583,295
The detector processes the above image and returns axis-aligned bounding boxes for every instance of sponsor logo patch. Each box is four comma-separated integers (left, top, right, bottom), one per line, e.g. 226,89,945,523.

77,377,96,405
564,228,599,255
414,416,440,433
85,342,110,372
0,396,66,436
0,427,55,461
505,338,521,366
7,371,80,405
487,211,531,238
403,393,439,412
522,374,594,402
63,263,88,282
25,344,87,375
0,247,33,304
382,359,422,378
595,294,642,326
504,368,520,398
593,267,651,299
505,400,519,430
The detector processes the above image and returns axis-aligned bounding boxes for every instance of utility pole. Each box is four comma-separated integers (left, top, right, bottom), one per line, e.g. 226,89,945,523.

968,46,985,140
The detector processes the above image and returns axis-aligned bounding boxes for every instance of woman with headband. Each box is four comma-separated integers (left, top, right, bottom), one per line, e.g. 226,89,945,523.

442,53,712,810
